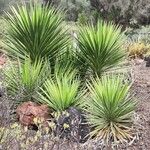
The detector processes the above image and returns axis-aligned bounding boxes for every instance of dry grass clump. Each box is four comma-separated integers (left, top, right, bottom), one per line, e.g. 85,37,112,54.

126,42,150,59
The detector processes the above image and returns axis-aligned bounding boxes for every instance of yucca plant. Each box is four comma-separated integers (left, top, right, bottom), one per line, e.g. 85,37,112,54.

85,75,136,144
37,70,84,112
3,58,49,103
77,21,125,77
5,3,70,65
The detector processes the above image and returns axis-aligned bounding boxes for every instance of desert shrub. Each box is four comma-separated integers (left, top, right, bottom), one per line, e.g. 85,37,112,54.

85,75,136,144
0,17,7,51
59,0,90,21
90,0,150,27
5,3,70,66
3,58,49,103
0,0,10,14
77,21,125,77
126,26,150,44
124,26,150,58
127,42,150,59
37,70,85,112
0,0,23,14
77,12,89,25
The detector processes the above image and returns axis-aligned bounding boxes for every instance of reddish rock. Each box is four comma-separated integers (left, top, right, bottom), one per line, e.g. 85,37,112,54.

0,54,6,66
16,101,49,126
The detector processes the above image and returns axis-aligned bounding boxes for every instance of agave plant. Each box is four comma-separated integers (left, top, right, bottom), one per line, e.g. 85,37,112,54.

5,3,70,64
85,75,136,143
77,21,125,77
37,70,84,112
3,58,49,103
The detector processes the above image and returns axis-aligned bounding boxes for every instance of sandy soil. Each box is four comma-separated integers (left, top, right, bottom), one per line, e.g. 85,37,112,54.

130,61,150,150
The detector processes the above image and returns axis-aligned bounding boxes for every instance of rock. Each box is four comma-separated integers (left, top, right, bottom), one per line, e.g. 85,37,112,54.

55,107,90,143
146,60,150,67
144,56,150,67
0,86,2,97
147,82,150,87
0,54,6,68
16,101,50,126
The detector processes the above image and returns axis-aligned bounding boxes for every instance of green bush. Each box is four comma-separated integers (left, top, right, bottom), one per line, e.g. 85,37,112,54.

85,75,136,143
3,58,49,103
77,21,125,77
5,3,70,65
37,70,84,112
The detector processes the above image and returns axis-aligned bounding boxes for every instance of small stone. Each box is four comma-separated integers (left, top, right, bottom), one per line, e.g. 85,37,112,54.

0,54,6,68
147,82,150,87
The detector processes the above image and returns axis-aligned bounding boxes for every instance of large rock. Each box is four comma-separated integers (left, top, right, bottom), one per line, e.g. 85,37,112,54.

55,107,90,143
16,101,49,126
